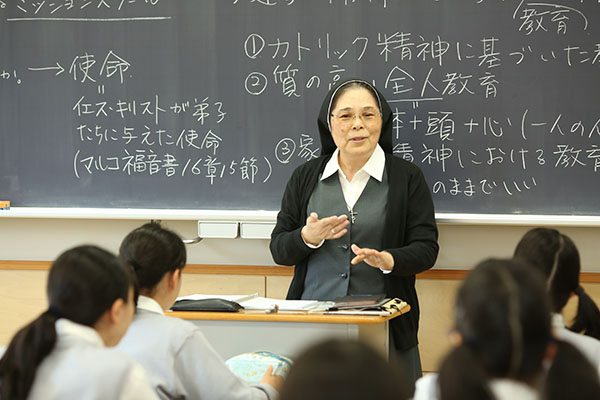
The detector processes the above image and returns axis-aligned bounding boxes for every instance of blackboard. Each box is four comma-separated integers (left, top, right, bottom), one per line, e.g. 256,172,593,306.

1,0,599,215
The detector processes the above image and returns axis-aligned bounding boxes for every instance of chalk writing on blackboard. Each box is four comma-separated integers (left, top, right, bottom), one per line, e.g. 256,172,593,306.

6,0,168,22
513,1,589,35
1,0,599,214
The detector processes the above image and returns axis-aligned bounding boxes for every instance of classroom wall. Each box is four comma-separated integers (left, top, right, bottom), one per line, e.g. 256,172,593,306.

1,218,599,270
1,217,600,372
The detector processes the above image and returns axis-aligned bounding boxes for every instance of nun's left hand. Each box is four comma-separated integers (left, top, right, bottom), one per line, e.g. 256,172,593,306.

350,244,394,271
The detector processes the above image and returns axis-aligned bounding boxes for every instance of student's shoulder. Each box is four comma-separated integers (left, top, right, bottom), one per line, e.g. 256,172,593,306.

557,327,600,353
414,373,440,400
97,346,146,373
148,309,200,332
152,315,216,358
130,309,200,341
161,312,216,346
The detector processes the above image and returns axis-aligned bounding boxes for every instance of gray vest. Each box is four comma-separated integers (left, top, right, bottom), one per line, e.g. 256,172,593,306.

301,170,388,301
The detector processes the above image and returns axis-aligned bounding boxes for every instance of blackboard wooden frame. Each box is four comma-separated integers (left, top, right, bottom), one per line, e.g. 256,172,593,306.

2,208,600,228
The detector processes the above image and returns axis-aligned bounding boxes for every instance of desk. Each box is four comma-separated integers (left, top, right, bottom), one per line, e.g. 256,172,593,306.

168,306,409,360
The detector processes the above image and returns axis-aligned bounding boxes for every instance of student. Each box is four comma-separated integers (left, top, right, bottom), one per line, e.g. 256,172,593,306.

514,227,600,372
414,258,600,400
117,222,283,400
279,338,412,400
0,245,157,400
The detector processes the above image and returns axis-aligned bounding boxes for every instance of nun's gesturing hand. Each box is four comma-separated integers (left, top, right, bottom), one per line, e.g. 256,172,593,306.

301,212,349,247
350,244,394,272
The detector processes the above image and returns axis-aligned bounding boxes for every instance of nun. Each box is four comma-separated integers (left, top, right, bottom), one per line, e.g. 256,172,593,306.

270,77,439,381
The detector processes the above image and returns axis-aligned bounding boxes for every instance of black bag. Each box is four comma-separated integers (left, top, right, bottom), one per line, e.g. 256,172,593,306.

170,298,243,312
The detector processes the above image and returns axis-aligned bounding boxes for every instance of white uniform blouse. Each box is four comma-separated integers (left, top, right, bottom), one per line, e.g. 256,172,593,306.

28,318,158,400
414,373,538,400
552,313,600,375
117,296,278,400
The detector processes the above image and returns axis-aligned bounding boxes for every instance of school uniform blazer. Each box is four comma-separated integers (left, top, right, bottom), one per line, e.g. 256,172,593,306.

117,296,278,400
270,153,439,350
553,313,600,375
28,319,157,400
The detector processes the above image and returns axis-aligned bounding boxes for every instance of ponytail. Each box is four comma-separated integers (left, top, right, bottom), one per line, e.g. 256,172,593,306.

438,345,494,400
569,286,600,340
0,311,58,400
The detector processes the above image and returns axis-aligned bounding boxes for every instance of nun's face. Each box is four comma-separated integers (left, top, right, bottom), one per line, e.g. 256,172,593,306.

329,87,382,163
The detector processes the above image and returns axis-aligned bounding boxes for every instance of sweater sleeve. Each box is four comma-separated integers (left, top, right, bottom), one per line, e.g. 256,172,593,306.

173,330,277,400
386,166,439,276
269,167,315,266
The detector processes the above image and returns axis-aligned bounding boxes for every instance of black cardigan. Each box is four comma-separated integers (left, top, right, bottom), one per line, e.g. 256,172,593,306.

270,153,439,350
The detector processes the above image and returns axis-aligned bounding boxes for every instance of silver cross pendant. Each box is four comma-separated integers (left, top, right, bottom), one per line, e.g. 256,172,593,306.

349,209,358,224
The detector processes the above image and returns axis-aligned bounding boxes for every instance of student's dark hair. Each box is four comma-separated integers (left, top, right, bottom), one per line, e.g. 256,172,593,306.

541,340,600,400
0,245,132,400
514,227,600,339
438,258,551,400
280,339,412,400
119,222,186,292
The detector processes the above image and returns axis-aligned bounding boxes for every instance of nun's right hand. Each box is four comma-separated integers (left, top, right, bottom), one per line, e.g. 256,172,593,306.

301,212,349,246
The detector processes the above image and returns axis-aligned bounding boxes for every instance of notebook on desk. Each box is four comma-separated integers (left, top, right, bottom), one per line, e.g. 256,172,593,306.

328,294,387,310
324,298,409,316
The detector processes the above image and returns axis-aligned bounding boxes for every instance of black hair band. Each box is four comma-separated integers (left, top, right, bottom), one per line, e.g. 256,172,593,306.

48,304,63,318
461,333,479,347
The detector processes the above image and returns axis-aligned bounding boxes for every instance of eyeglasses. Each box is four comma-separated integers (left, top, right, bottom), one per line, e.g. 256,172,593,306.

330,110,382,126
